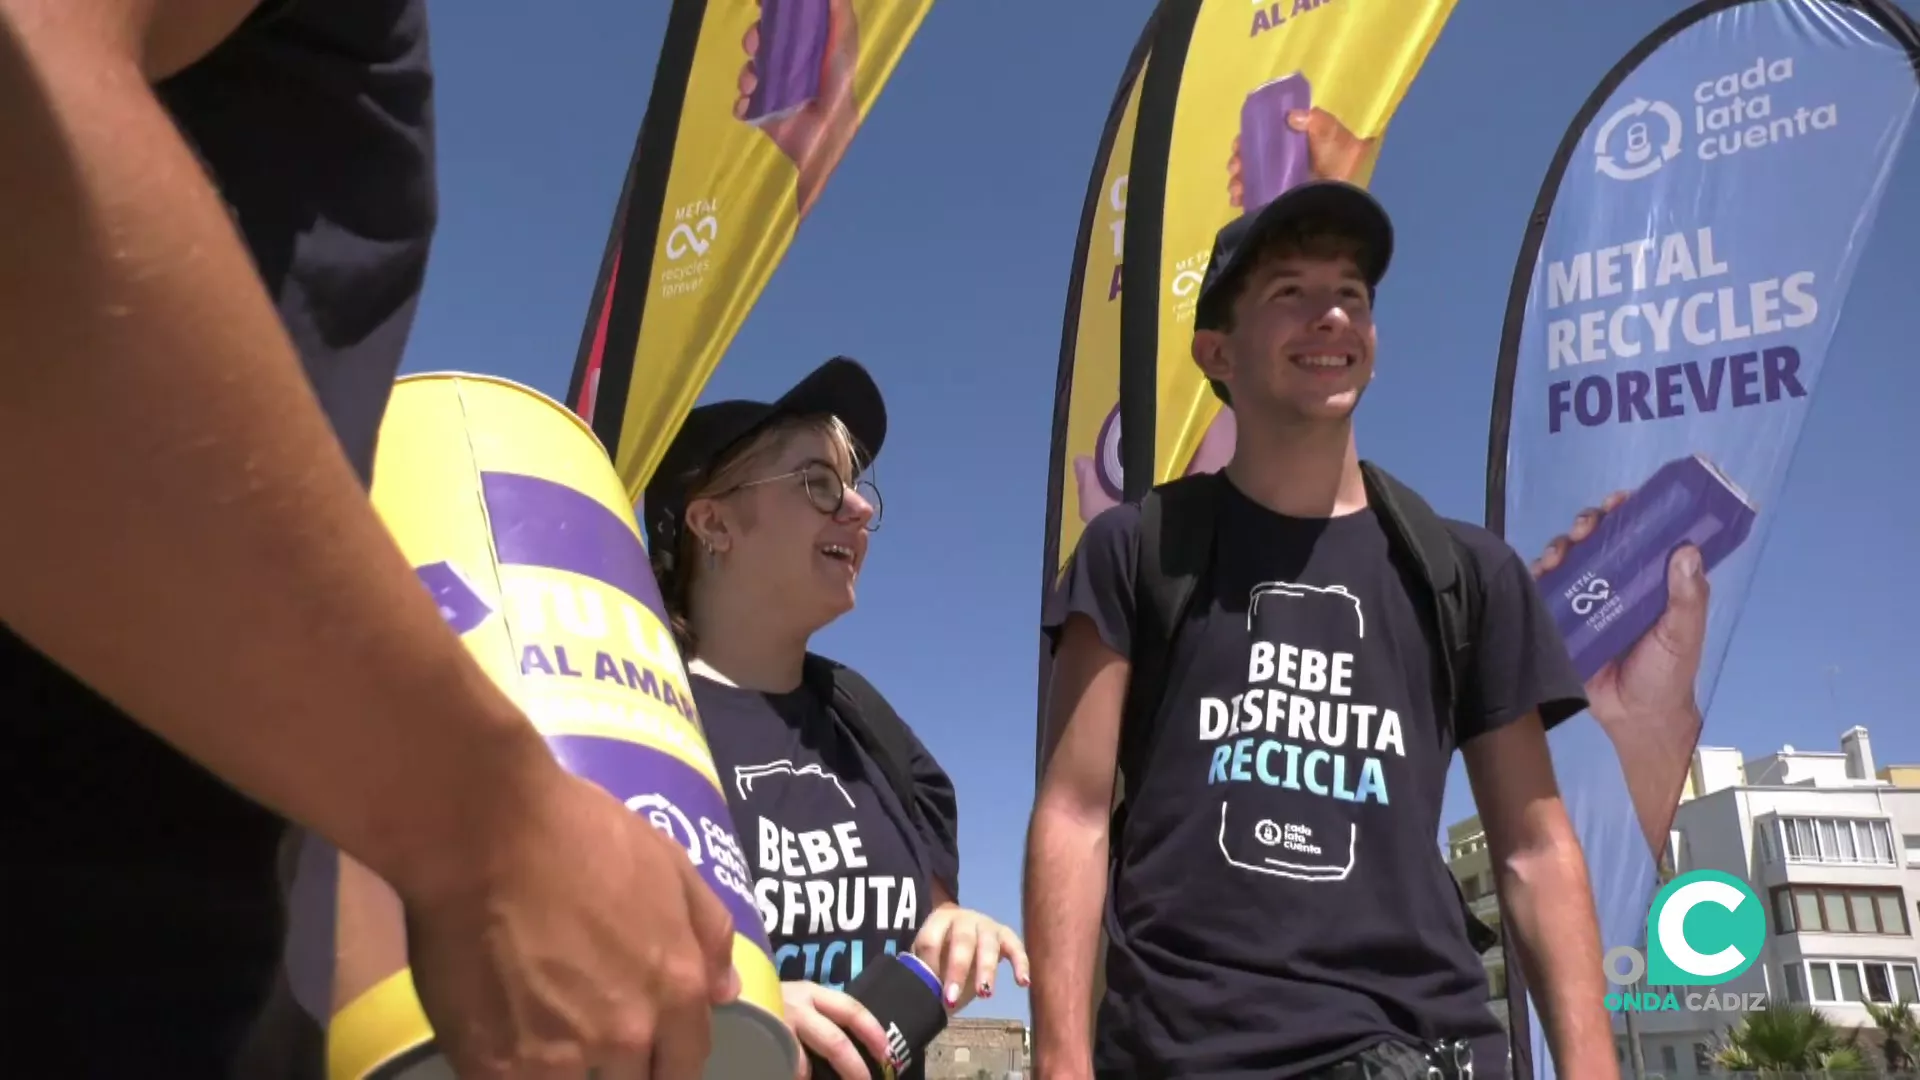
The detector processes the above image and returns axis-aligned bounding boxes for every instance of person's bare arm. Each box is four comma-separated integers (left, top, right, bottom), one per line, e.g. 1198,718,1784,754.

1464,715,1619,1080
0,0,553,904
1024,615,1128,1080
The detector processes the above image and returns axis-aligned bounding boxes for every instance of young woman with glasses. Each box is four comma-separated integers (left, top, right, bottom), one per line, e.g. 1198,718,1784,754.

644,358,1027,1080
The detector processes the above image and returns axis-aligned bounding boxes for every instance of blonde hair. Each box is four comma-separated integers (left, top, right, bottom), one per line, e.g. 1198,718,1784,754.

653,414,864,656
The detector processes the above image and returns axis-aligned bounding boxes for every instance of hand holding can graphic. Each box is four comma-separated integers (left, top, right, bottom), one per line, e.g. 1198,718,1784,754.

1228,82,1378,211
1530,455,1741,861
734,0,862,220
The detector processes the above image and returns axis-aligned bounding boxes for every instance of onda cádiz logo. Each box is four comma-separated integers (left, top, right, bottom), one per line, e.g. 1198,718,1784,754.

1604,870,1770,1014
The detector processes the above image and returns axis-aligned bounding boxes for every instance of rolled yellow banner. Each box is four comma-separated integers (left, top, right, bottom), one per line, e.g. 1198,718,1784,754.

326,372,792,1079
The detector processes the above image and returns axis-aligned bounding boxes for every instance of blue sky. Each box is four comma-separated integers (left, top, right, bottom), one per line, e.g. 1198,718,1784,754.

407,1,1920,1021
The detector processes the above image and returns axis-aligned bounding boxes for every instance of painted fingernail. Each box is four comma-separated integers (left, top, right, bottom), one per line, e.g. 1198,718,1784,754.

946,983,960,1005
980,983,993,998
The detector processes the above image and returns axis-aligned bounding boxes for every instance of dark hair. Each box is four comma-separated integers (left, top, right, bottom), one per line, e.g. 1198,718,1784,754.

649,414,862,657
1197,221,1375,332
1196,221,1376,404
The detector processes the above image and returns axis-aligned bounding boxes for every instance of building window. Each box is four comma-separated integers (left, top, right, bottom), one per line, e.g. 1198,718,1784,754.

1769,885,1910,935
1693,1043,1713,1073
1774,816,1896,866
1661,1045,1678,1072
1786,959,1920,1005
1783,963,1808,1003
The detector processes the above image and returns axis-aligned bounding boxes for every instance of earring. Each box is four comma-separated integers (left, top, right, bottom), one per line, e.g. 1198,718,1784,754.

702,539,718,570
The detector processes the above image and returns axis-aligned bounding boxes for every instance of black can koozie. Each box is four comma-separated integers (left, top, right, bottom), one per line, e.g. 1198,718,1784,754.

804,952,948,1079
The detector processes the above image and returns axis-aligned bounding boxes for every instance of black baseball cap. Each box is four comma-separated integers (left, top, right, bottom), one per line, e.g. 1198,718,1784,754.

1193,179,1394,333
643,357,886,568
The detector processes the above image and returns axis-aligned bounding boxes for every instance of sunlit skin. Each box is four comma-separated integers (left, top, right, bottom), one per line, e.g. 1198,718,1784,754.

684,429,875,643
1192,253,1378,428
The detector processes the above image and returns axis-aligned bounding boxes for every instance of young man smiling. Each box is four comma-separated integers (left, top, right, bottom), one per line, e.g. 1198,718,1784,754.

1025,181,1619,1080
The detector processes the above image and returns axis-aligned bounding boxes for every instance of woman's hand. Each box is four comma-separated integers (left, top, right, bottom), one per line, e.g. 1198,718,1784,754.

912,904,1031,1011
781,979,894,1080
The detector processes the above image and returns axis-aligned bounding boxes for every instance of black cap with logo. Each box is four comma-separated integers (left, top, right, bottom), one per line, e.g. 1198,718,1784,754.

1193,179,1395,332
642,357,886,571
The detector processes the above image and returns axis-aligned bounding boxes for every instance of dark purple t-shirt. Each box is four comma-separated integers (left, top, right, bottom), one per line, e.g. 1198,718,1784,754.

694,671,961,1080
1045,476,1585,1080
694,674,961,979
0,3,435,1075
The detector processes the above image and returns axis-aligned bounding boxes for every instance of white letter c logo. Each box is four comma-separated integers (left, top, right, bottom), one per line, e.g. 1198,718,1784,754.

1658,879,1749,978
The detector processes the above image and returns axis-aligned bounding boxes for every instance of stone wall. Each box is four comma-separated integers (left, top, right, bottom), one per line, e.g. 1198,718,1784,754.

923,1017,1030,1080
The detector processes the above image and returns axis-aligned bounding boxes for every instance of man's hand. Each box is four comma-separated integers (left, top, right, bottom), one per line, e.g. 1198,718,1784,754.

1531,492,1708,856
912,903,1031,1011
734,0,861,219
404,768,740,1079
781,980,893,1080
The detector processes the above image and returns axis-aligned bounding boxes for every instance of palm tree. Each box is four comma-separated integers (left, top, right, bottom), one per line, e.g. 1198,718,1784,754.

1864,999,1919,1072
1712,1002,1868,1073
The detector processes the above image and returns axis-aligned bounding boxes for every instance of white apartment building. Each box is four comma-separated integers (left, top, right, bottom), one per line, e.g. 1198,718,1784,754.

1447,725,1920,1076
1629,725,1920,1073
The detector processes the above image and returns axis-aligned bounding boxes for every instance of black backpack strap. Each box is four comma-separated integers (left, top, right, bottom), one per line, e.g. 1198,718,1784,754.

1118,472,1224,812
1358,462,1499,956
1359,462,1475,712
805,654,918,816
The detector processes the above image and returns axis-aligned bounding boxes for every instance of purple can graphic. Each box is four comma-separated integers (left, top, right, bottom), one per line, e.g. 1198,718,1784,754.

741,0,829,125
1537,454,1756,684
1240,73,1313,211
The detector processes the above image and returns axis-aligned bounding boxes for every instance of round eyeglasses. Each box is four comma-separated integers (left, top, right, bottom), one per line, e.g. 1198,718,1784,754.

719,463,883,532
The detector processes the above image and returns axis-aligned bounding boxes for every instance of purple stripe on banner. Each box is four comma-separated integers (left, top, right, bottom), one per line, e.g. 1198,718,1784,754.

480,471,669,622
546,733,772,954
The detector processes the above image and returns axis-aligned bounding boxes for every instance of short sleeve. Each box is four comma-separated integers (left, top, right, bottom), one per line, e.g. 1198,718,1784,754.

1454,526,1589,744
1041,502,1142,659
900,727,961,901
812,659,965,903
156,0,436,485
